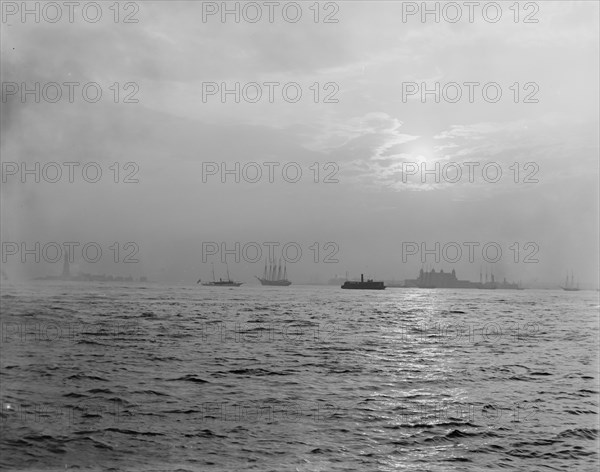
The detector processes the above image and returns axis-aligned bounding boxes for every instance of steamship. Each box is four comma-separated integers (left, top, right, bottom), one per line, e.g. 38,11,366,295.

197,263,243,287
341,274,385,290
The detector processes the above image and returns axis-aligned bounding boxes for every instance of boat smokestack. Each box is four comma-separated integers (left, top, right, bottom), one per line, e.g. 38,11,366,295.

361,273,364,282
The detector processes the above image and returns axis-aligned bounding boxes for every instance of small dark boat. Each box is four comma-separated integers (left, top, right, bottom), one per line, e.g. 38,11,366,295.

341,274,385,290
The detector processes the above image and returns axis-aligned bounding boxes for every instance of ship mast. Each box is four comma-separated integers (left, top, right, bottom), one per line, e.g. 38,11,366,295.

277,258,282,280
62,249,70,279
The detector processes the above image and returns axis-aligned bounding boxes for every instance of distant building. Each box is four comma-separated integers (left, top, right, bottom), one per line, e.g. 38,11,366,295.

36,259,139,283
404,268,521,290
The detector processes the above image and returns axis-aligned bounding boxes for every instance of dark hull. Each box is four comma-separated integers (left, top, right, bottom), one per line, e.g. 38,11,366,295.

202,281,243,287
341,281,385,290
561,287,580,291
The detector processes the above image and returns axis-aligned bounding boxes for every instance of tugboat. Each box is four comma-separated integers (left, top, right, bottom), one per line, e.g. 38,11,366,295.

341,274,385,290
255,258,291,286
197,263,243,287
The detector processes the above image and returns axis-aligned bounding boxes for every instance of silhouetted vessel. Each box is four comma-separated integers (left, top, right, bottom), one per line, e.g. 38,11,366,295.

341,274,385,290
256,259,291,286
198,263,243,287
561,272,579,291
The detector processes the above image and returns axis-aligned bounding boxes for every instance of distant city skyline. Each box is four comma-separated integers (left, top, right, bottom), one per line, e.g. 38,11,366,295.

5,256,596,290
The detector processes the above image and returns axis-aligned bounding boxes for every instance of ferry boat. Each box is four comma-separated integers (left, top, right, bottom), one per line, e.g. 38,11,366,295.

341,274,385,290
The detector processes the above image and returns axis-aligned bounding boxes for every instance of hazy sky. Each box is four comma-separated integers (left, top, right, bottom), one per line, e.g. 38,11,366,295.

1,1,598,286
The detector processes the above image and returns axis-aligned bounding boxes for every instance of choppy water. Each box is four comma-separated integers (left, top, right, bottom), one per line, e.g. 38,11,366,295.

1,282,598,471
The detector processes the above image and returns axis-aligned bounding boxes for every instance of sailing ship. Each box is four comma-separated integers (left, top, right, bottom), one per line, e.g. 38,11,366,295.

561,271,579,291
255,258,291,286
341,274,385,290
197,263,243,287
